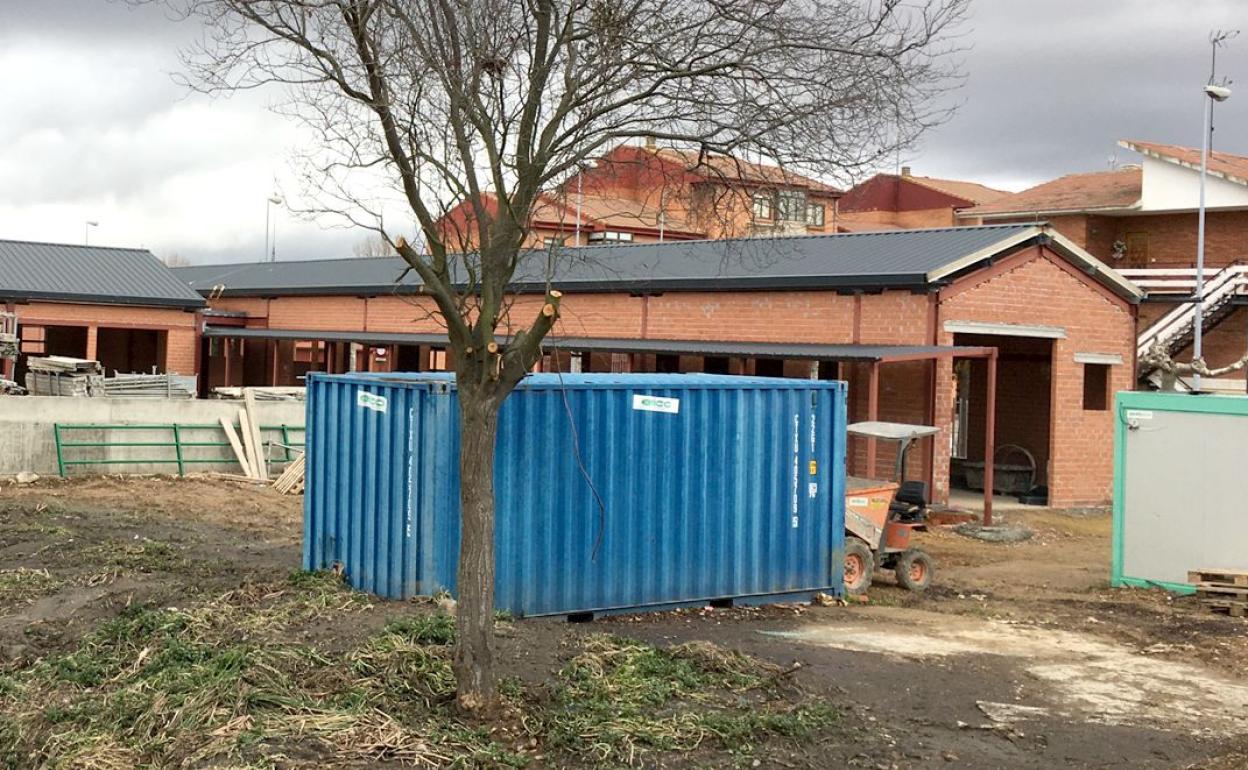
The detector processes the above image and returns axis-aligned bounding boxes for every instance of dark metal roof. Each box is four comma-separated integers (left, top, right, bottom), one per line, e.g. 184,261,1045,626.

0,240,205,308
176,224,1044,297
202,325,993,361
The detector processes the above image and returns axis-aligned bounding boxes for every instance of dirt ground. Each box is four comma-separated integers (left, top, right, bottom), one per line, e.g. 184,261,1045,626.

0,476,1245,769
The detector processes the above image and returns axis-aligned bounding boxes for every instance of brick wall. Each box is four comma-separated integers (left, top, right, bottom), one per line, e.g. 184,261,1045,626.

14,301,199,375
936,245,1136,507
202,246,1134,507
1003,210,1248,268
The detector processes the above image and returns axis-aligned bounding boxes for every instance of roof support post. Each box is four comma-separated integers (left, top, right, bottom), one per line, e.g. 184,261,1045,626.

866,361,881,478
223,337,234,387
983,349,998,526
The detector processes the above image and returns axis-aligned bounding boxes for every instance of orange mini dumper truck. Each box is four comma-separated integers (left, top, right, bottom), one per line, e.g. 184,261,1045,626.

843,422,940,595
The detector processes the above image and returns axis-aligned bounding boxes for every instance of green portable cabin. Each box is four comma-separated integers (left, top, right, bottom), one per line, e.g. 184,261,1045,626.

1113,390,1248,593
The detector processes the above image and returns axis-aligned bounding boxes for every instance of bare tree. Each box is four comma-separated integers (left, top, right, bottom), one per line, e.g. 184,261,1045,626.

162,0,967,711
1140,341,1248,390
161,252,193,267
352,233,393,257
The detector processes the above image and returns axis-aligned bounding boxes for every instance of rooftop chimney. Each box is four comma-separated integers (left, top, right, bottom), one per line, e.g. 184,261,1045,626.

900,166,912,177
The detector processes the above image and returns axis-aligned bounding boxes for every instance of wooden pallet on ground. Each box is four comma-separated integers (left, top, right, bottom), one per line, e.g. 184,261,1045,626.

1190,568,1248,617
272,452,305,495
1188,569,1248,588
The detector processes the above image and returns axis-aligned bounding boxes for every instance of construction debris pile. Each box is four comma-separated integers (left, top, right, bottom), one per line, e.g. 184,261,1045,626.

0,311,16,361
22,356,195,398
25,357,104,396
102,373,196,399
212,386,304,401
217,388,305,494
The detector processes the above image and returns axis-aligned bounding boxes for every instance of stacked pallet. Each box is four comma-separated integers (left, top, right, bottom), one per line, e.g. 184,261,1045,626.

25,357,104,396
1189,569,1248,617
272,452,305,494
103,373,197,399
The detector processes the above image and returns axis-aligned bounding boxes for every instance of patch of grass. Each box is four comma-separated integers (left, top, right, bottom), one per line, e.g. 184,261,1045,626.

92,539,187,573
382,613,456,645
0,583,833,769
0,568,61,607
541,635,836,765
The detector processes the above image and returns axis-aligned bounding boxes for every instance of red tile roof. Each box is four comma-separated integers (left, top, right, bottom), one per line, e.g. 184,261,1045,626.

962,167,1142,218
648,147,842,195
905,176,1009,205
531,193,701,235
1119,140,1248,186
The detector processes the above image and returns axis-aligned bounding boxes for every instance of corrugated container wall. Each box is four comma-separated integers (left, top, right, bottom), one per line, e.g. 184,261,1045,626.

304,373,847,617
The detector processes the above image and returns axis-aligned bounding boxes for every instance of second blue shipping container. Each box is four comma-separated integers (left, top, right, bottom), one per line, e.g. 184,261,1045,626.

304,373,847,617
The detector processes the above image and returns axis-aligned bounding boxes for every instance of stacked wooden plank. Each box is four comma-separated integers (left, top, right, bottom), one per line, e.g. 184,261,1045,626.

25,357,104,397
213,386,305,401
1189,569,1248,617
103,373,196,399
218,388,270,481
272,452,305,495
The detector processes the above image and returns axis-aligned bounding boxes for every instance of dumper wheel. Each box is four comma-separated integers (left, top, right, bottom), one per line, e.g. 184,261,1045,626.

843,538,874,595
895,549,934,592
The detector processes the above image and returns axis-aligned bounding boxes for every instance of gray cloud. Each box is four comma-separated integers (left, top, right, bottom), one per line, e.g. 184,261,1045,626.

1,0,1247,262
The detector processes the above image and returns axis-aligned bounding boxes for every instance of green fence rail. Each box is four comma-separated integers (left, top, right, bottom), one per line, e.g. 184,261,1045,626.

53,423,306,478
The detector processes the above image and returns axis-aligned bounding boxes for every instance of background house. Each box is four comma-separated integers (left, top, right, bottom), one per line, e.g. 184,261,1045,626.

436,141,842,248
838,167,1007,231
0,240,204,385
963,140,1248,390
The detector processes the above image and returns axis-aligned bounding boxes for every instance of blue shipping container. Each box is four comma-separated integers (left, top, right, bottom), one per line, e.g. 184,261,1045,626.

304,373,847,617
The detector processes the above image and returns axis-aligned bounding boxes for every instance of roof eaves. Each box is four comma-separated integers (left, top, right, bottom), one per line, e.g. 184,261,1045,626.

1043,229,1144,302
1119,140,1248,188
924,226,1042,283
0,289,205,309
961,203,1141,220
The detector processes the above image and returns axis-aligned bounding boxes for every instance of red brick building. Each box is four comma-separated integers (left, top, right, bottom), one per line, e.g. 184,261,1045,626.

0,240,205,384
436,141,842,248
838,167,1007,231
962,140,1248,390
177,224,1142,508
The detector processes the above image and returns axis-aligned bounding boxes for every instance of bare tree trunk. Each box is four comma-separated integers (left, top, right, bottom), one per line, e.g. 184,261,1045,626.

453,381,501,712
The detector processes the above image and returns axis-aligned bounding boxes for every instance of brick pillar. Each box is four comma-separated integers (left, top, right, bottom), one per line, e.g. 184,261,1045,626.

85,326,98,361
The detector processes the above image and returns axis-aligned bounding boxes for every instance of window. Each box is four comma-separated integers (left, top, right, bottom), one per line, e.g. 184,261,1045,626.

1082,363,1110,411
806,202,826,228
777,190,807,222
752,192,773,220
543,236,565,247
586,230,633,243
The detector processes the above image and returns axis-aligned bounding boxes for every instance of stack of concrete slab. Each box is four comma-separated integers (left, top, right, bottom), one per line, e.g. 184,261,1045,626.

25,357,104,397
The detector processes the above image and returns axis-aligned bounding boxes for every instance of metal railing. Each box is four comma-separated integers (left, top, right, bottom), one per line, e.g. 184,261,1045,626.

1135,264,1248,359
1119,264,1248,292
53,423,305,477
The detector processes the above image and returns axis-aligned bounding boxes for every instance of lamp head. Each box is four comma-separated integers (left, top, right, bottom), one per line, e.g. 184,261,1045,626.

1205,84,1232,102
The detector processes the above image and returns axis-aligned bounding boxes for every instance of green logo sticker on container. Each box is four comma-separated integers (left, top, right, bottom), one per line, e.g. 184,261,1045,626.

357,391,388,413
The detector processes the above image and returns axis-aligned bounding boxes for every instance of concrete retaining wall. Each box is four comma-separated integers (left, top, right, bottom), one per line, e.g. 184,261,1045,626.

0,396,306,477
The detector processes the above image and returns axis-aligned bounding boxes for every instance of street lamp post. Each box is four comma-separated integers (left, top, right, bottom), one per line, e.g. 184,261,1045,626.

84,220,98,246
1192,30,1236,392
264,195,283,262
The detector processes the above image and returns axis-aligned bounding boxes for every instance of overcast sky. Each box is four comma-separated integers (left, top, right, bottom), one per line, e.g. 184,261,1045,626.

1,0,1246,265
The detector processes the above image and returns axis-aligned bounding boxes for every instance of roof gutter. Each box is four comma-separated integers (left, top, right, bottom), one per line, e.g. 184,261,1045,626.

0,290,205,309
